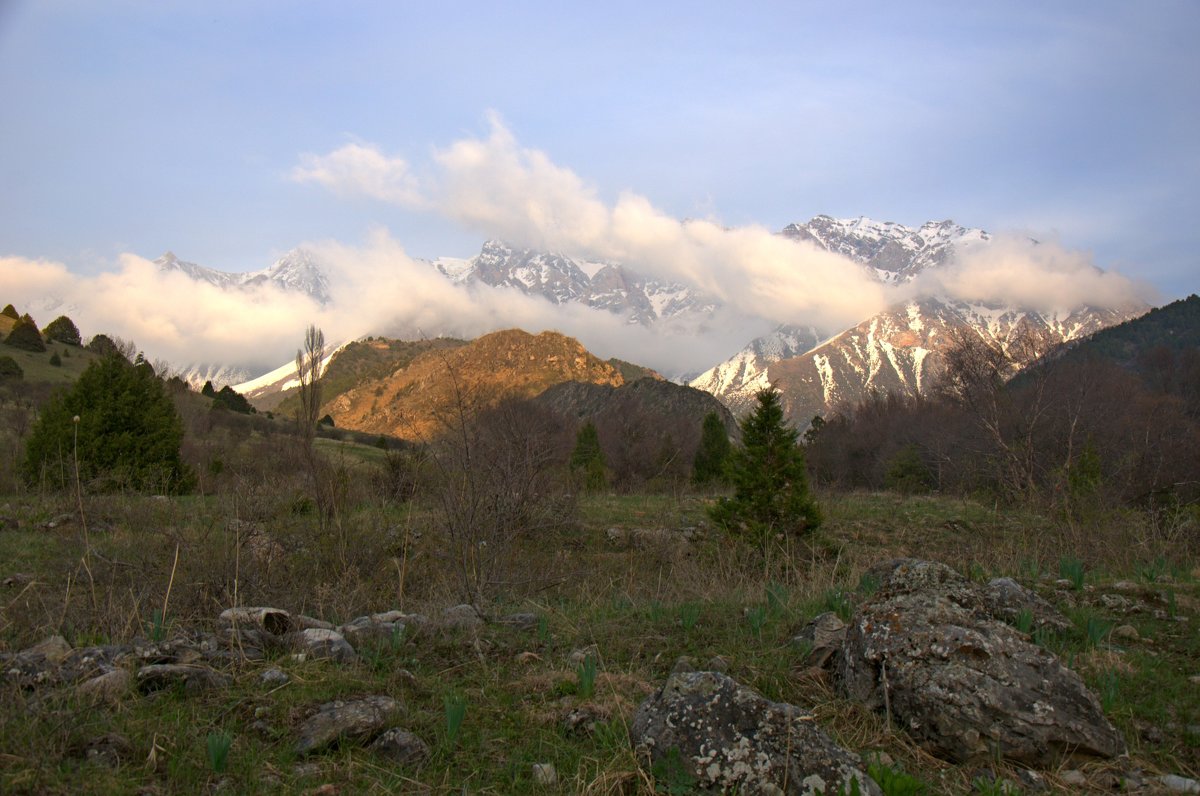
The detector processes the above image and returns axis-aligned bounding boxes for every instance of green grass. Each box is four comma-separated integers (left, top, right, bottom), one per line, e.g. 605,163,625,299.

0,490,1196,793
0,341,100,385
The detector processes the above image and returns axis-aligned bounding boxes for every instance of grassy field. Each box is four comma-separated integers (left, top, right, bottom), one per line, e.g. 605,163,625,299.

0,489,1197,794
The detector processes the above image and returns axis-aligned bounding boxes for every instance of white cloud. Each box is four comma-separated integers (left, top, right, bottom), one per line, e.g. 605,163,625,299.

915,234,1157,313
291,142,425,207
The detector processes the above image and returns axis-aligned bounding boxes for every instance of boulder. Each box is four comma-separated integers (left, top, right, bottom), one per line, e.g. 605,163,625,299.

290,628,356,662
837,559,1125,766
631,670,880,795
136,663,231,693
77,668,132,702
295,695,402,756
982,577,1072,633
219,606,293,636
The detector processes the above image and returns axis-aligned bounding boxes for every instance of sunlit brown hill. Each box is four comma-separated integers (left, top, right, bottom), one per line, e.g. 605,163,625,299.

326,329,631,440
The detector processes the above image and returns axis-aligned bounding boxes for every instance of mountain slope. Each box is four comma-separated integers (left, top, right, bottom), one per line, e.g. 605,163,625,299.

327,329,625,440
768,299,1140,425
692,216,1142,422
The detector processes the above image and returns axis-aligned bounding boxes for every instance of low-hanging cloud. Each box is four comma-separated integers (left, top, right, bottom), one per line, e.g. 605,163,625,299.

913,234,1157,314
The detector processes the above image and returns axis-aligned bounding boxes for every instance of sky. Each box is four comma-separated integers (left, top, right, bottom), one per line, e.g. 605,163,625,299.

0,1,1196,376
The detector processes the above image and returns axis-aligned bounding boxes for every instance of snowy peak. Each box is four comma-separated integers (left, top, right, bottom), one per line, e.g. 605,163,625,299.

154,248,331,305
439,240,717,326
782,215,990,284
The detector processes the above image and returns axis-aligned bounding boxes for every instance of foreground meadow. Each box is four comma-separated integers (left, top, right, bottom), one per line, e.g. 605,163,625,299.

1,481,1196,794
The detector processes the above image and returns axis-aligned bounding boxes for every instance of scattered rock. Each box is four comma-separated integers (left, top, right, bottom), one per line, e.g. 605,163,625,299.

136,663,231,693
983,577,1072,632
1111,580,1141,593
77,668,132,702
562,705,607,736
1112,624,1140,643
497,612,539,631
1099,593,1135,612
1160,774,1200,794
260,668,290,686
838,558,1125,766
792,611,847,668
3,572,34,588
515,651,543,665
1060,769,1087,786
532,762,558,786
367,727,429,766
338,617,405,650
631,670,881,795
293,614,334,631
440,604,483,629
291,629,356,663
24,635,72,665
78,732,133,766
219,606,292,636
568,644,599,666
295,695,402,756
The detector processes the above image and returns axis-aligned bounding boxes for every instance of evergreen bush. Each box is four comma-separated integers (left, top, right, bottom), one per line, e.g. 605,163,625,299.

0,355,22,379
43,315,82,346
709,388,820,546
21,355,194,493
5,319,46,352
570,421,607,491
692,411,732,486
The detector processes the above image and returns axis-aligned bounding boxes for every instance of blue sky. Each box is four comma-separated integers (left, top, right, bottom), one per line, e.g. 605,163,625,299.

0,2,1196,311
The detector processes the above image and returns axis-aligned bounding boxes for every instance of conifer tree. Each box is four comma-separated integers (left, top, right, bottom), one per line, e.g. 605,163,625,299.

44,315,82,346
709,387,820,546
21,355,193,493
4,318,46,352
692,411,732,486
1,304,19,319
570,421,607,491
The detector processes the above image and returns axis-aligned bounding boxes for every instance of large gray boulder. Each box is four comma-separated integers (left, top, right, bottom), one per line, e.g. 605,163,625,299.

295,695,402,756
631,670,880,795
837,559,1125,766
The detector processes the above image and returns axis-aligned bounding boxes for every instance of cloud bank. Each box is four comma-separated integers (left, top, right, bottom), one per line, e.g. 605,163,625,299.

3,118,1156,383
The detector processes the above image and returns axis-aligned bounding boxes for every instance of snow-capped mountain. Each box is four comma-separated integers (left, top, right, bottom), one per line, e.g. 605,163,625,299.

688,324,822,416
435,240,718,326
782,215,991,284
767,298,1140,425
691,216,1143,422
156,249,331,305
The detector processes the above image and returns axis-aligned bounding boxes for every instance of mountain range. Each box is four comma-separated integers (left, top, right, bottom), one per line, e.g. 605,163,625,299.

153,215,1147,425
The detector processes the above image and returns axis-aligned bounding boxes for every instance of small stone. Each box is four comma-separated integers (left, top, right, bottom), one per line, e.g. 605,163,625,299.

136,663,230,693
441,604,483,629
568,644,599,666
1099,593,1134,611
1054,578,1075,589
532,762,558,786
25,635,72,664
219,606,292,636
1112,580,1140,592
1112,624,1140,642
368,727,429,766
864,750,894,769
79,732,132,766
515,651,542,664
293,629,356,663
498,612,539,630
1188,675,1200,686
260,667,290,686
1160,774,1200,794
1060,769,1087,786
77,668,131,702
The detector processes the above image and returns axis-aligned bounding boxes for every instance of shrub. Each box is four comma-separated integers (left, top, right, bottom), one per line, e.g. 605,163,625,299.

21,355,194,493
48,352,62,367
884,444,934,494
43,315,82,346
691,411,732,486
0,355,22,379
709,387,820,546
570,421,607,491
85,334,121,358
4,319,45,352
0,304,18,319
